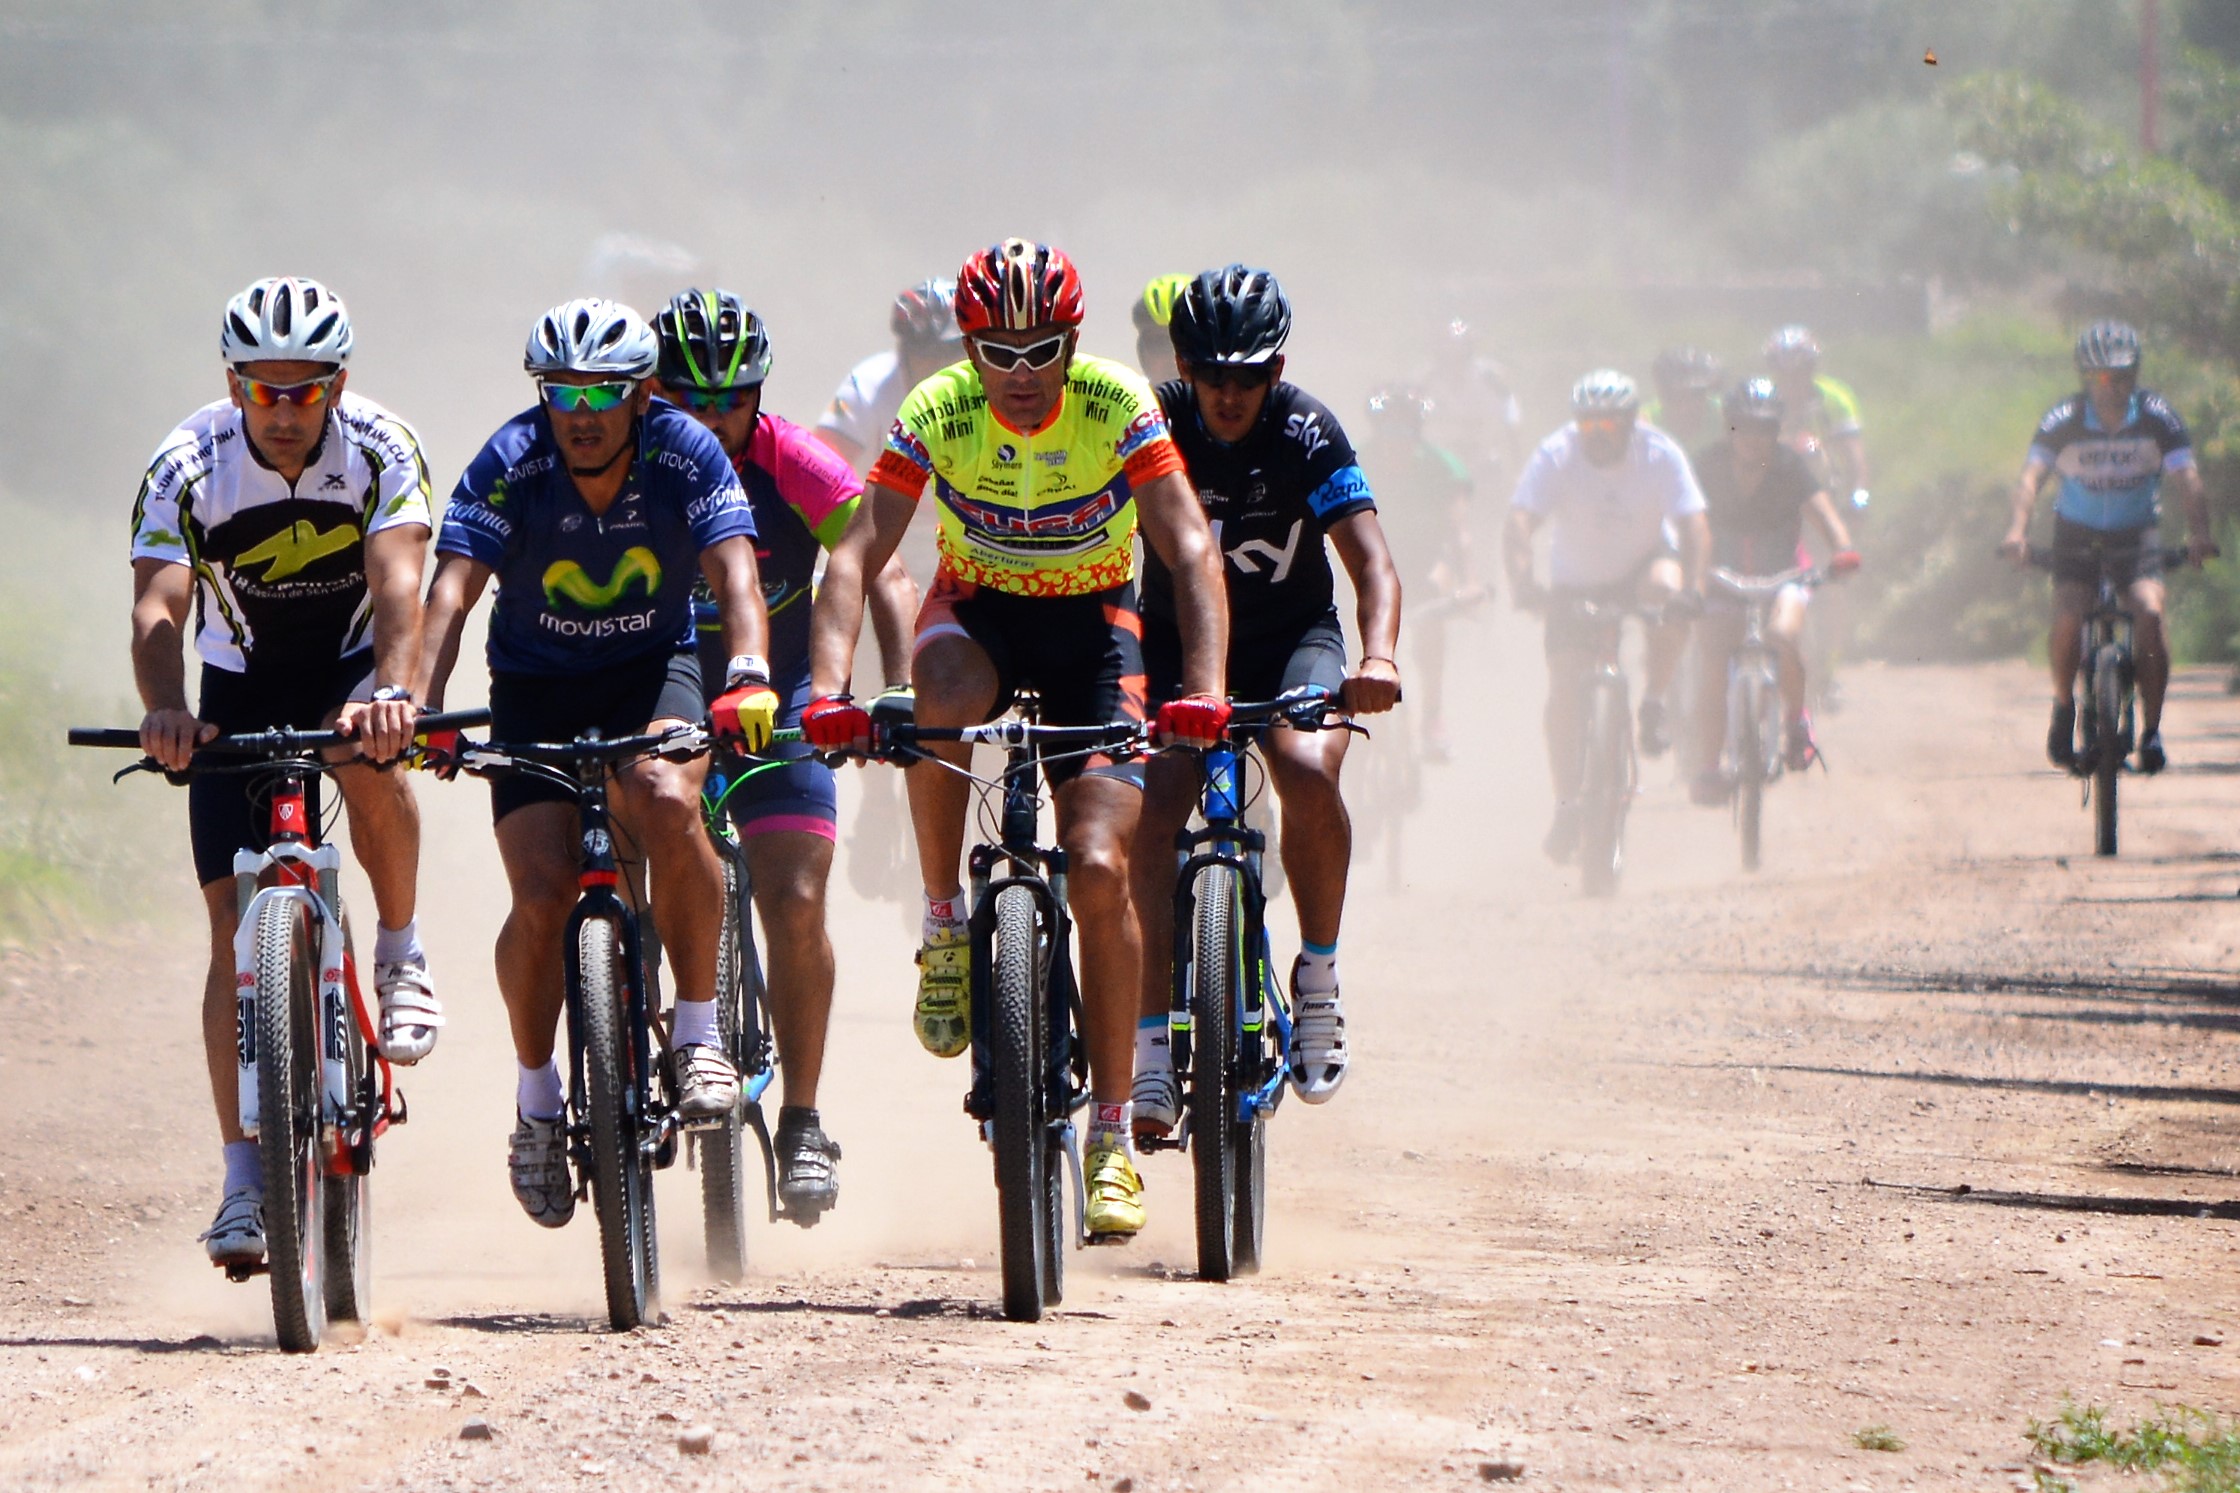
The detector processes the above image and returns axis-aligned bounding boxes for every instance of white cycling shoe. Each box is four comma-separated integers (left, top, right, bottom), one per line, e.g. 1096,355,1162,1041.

1287,970,1349,1104
676,1044,741,1120
375,958,444,1065
508,1114,575,1229
200,1187,266,1267
1132,1060,1181,1139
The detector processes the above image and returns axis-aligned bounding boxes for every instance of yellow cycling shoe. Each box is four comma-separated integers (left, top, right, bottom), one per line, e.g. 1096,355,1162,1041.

913,931,971,1058
1083,1136,1146,1240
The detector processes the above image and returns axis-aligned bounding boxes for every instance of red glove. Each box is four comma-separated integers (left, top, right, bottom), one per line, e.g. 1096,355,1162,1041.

1153,693,1232,750
710,681,780,751
1830,550,1863,576
411,728,461,781
801,694,873,753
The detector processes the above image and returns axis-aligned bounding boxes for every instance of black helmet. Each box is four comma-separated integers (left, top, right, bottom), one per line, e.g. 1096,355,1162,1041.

1365,385,1433,423
654,289,773,391
1652,345,1723,395
1725,376,1784,427
1169,264,1292,367
2074,319,2141,374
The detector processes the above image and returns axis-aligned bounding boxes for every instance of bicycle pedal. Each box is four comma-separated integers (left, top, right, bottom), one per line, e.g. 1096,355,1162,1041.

1081,1230,1138,1248
220,1260,268,1283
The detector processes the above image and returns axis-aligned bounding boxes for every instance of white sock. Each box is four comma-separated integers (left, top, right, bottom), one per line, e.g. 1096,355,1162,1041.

516,1059,565,1122
222,1140,261,1195
373,917,423,966
1135,1015,1171,1074
672,998,719,1050
1089,1101,1133,1153
922,890,966,944
1295,941,1339,996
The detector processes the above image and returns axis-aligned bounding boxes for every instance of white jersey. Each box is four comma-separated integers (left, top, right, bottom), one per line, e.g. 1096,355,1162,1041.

130,392,433,673
1510,422,1704,590
816,350,915,473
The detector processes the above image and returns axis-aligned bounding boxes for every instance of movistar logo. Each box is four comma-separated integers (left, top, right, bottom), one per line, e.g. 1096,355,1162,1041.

544,546,662,610
237,520,359,581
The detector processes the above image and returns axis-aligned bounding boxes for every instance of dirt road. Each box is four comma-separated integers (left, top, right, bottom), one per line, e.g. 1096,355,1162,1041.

7,644,2240,1490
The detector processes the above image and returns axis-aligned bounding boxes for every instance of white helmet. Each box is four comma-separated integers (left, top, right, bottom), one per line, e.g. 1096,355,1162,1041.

221,277,353,367
1570,368,1639,417
523,298,658,378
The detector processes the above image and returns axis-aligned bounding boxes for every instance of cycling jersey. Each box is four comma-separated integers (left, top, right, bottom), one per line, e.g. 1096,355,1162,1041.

439,400,754,675
1364,436,1470,590
1691,440,1822,573
1779,375,1863,444
1511,423,1704,590
690,411,862,681
1644,394,1725,455
869,354,1184,599
130,393,433,674
1143,380,1375,650
817,350,922,469
2029,389,2194,533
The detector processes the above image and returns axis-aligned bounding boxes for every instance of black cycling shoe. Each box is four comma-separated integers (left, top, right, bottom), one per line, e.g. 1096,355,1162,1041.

2047,702,2078,771
1637,697,1672,758
2138,730,2168,775
1543,803,1581,863
773,1106,841,1225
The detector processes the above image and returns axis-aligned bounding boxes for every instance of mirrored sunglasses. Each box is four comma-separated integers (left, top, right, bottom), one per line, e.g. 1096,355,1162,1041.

237,373,339,408
1192,363,1275,392
972,333,1069,373
539,379,637,413
671,386,759,413
1576,415,1635,435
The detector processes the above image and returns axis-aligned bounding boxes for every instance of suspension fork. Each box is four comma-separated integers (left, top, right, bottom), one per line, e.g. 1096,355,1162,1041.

562,781,655,1158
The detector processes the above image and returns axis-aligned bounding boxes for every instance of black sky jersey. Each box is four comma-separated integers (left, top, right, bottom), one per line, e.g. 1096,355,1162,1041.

1142,380,1377,649
1690,439,1822,573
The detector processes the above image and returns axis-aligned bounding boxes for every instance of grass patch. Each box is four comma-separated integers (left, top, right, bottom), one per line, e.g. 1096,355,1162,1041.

1853,1424,1907,1452
2028,1401,2240,1492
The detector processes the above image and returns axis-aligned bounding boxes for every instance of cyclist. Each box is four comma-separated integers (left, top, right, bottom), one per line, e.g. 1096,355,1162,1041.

1132,273,1191,386
1127,265,1402,1126
803,239,1229,1240
130,277,436,1268
1763,325,1868,506
813,277,965,482
1684,378,1860,803
2001,319,2214,773
1646,345,1726,453
650,288,917,1218
1424,317,1525,499
414,299,777,1230
1505,370,1709,861
1362,385,1474,760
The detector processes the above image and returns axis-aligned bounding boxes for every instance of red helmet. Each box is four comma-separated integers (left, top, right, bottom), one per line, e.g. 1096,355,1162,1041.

955,238,1085,335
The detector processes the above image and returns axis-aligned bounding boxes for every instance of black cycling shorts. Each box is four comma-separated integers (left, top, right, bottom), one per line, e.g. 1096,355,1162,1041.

189,651,373,887
915,570,1146,792
2051,517,2164,588
1543,547,1679,660
1145,606,1348,711
486,648,702,825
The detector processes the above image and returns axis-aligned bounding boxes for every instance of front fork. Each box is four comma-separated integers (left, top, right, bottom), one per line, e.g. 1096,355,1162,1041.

563,790,665,1185
230,841,349,1149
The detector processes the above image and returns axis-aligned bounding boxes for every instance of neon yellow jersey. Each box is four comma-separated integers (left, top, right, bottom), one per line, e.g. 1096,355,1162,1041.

869,354,1185,598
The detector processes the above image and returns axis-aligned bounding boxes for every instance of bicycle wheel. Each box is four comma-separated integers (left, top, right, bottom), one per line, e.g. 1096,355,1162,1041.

1189,864,1242,1281
580,915,657,1330
1736,670,1767,874
321,934,372,1325
990,883,1051,1323
701,849,752,1282
2092,645,2123,857
1039,1129,1067,1308
1230,926,1271,1276
254,896,326,1353
1580,676,1631,897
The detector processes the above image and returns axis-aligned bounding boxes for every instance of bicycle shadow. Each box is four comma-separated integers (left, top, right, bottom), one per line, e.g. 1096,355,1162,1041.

1696,962,2240,1008
425,1312,611,1336
1863,1177,2240,1222
1715,1061,2240,1108
0,1332,243,1354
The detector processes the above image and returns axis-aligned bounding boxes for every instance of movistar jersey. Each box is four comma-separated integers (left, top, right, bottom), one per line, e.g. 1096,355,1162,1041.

690,411,862,676
130,393,433,674
439,400,754,675
1144,380,1375,649
2029,389,2194,533
869,354,1185,598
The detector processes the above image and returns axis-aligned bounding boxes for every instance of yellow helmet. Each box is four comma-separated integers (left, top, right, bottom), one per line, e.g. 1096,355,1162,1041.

1134,272,1191,332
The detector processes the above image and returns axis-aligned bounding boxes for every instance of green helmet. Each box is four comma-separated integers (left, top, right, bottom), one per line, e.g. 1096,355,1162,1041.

1133,273,1192,332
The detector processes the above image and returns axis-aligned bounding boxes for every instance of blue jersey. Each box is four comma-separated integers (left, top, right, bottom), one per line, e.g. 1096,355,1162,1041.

440,401,755,675
2029,389,2194,533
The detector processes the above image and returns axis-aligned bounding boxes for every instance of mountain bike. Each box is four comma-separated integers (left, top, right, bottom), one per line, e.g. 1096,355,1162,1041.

1138,689,1356,1281
1705,564,1825,872
2028,543,2188,857
67,707,486,1352
437,722,713,1330
863,700,1145,1323
1546,592,1661,897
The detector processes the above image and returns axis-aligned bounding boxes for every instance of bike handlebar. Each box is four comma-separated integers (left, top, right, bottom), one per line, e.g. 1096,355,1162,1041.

67,707,492,758
1707,564,1826,601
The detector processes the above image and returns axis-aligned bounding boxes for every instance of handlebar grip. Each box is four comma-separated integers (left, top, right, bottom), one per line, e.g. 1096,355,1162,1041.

414,707,491,733
67,728,147,750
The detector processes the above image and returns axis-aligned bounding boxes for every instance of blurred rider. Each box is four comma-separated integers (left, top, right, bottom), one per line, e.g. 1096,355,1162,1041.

1763,324,1868,507
1128,266,1403,1127
804,239,1229,1240
131,277,436,1269
1133,273,1191,386
1646,345,1725,454
1685,378,1860,803
651,289,918,1221
1425,317,1525,499
813,277,965,482
1362,386,1475,760
415,300,775,1230
2001,320,2214,774
1505,371,1709,861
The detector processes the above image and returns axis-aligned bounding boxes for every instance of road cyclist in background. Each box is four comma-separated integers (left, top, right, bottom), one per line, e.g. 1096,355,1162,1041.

1127,264,1403,1131
413,298,777,1229
1684,377,1859,805
1424,317,1526,502
1133,272,1191,387
1360,385,1475,761
803,238,1230,1240
1646,345,1726,454
1764,324,1871,712
1505,370,1709,862
129,276,438,1270
2000,319,2214,775
651,288,919,1218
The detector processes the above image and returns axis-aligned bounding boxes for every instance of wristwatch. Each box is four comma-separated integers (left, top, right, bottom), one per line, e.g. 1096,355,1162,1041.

725,653,771,689
370,685,414,705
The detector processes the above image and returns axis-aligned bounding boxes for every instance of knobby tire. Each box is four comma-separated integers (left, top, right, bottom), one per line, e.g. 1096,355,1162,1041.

321,916,371,1324
701,850,752,1281
581,916,656,1330
1737,670,1767,873
1190,864,1242,1281
1581,676,1630,897
2092,646,2124,857
255,896,325,1353
991,885,1051,1323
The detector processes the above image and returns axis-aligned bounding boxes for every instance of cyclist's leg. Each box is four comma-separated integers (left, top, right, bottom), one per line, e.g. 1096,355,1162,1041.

1689,610,1744,776
906,573,1004,904
2128,573,2171,738
491,802,583,1070
1638,554,1688,702
1542,621,1593,801
197,878,243,1143
1262,617,1353,948
1769,586,1811,722
741,825,837,1110
1127,613,1192,1026
1054,774,1144,1108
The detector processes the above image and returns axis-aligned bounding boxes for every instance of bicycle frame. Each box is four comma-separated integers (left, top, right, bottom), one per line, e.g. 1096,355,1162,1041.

557,767,670,1176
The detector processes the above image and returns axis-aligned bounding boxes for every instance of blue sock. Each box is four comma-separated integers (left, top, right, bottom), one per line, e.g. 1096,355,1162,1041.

222,1140,261,1195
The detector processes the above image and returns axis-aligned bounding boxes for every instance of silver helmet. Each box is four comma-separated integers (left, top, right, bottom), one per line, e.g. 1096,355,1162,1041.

1569,369,1639,417
221,277,353,367
523,298,658,378
2074,319,2142,374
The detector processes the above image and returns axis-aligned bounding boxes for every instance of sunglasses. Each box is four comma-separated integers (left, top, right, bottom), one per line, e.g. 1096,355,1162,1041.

1191,363,1274,392
972,333,1069,373
539,379,637,413
237,373,339,408
670,386,759,413
1576,415,1635,435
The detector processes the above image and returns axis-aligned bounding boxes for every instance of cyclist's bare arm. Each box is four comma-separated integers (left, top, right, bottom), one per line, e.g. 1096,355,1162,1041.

2003,457,2051,560
1804,488,1854,556
809,484,915,698
336,523,431,760
866,549,920,687
1446,485,1479,594
1136,468,1228,700
2172,463,2216,566
698,534,772,665
130,557,212,771
1676,510,1711,593
810,425,868,477
412,552,493,711
1503,507,1543,604
1328,510,1402,714
1833,430,1868,495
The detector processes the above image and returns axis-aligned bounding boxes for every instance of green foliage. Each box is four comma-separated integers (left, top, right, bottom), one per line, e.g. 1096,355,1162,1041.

2028,1400,2240,1492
